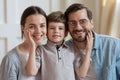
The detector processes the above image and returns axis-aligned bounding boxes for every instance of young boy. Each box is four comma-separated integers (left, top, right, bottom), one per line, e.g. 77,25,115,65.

26,11,93,80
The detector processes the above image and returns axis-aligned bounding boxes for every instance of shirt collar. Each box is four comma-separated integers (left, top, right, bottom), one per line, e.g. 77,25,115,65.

92,31,100,50
46,40,69,50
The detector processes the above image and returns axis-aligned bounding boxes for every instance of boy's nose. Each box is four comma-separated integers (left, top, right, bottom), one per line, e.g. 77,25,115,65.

54,28,59,32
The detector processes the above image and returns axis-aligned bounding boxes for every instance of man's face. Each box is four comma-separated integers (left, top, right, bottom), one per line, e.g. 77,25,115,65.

68,9,94,42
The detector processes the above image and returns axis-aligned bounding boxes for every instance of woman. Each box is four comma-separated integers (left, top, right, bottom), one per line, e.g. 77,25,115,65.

0,6,47,80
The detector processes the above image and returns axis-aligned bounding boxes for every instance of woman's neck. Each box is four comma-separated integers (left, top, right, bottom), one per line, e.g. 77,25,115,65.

18,42,30,54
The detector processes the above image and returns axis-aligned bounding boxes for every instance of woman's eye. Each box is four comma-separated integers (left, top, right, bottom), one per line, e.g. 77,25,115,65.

29,26,34,29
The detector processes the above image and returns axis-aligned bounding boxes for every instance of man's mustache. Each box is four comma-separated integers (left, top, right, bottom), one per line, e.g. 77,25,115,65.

72,29,87,33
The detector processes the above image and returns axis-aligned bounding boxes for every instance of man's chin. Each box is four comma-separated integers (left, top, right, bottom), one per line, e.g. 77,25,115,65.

74,38,86,43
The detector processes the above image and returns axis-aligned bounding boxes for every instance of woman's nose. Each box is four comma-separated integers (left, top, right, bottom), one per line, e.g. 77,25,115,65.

35,27,41,33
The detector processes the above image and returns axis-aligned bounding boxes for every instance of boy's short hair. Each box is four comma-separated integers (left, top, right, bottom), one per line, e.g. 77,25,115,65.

47,11,67,31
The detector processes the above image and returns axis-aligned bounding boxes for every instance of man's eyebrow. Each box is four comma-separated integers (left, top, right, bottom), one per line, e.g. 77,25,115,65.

68,20,76,22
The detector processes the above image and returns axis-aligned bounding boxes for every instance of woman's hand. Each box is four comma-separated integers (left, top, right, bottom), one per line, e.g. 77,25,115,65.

23,28,36,50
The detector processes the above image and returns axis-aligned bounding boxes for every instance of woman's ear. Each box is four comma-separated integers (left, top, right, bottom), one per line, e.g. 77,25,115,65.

21,25,25,38
21,25,24,31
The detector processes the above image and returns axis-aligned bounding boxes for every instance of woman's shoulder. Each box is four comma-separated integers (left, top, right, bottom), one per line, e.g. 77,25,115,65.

1,47,21,66
7,47,19,58
0,47,22,80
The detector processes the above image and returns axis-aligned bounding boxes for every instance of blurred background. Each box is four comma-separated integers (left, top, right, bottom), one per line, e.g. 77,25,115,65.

0,0,120,64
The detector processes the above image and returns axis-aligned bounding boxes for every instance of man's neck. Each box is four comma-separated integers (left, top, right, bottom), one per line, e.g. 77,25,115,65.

74,41,86,50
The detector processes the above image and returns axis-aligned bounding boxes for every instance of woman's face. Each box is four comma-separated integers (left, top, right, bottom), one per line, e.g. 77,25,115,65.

22,14,47,44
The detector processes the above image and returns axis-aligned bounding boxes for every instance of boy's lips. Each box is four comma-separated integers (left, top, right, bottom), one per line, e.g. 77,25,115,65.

52,35,60,38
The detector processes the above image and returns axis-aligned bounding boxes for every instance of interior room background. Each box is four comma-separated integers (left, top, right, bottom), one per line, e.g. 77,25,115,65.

0,0,120,64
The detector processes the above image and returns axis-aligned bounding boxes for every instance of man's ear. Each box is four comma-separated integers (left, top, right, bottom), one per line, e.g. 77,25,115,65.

65,31,68,37
90,20,94,29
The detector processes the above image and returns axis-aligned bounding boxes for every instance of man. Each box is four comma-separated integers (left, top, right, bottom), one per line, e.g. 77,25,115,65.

64,3,120,80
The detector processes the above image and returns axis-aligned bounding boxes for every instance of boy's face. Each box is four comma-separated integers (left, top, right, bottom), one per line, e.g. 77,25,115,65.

47,22,66,44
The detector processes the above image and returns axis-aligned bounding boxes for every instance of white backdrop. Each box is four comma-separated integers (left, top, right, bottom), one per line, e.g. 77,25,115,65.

0,0,95,64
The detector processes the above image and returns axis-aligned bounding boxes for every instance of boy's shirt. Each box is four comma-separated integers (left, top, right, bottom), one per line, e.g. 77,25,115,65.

35,40,76,80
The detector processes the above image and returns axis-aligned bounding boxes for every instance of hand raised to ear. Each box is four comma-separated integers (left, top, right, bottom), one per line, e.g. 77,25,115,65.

23,28,36,50
86,31,94,52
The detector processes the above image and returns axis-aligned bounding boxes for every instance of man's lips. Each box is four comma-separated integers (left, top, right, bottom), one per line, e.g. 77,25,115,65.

72,30,86,34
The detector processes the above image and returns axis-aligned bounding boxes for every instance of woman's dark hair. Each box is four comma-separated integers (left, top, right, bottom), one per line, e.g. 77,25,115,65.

20,6,47,38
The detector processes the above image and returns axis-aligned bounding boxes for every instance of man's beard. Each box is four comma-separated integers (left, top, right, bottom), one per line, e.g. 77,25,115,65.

74,35,86,42
70,29,87,42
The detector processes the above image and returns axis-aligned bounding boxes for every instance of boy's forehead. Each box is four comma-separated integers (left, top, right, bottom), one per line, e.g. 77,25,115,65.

48,22,65,25
47,22,65,28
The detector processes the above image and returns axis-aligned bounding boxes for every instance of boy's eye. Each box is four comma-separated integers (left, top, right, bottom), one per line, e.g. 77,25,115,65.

59,27,64,30
49,26,55,29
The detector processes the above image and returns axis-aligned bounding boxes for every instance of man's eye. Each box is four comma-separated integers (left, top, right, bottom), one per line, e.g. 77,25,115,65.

68,21,76,25
80,19,88,24
40,25,46,28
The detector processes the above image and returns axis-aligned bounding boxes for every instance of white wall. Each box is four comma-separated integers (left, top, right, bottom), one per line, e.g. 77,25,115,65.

0,0,51,64
0,0,95,64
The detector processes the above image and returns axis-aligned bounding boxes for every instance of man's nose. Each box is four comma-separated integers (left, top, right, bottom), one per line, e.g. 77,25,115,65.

75,22,83,30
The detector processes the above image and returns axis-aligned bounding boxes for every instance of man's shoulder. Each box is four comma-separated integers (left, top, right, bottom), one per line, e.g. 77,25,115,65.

65,39,77,50
65,39,74,45
94,33,120,48
98,34,120,42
